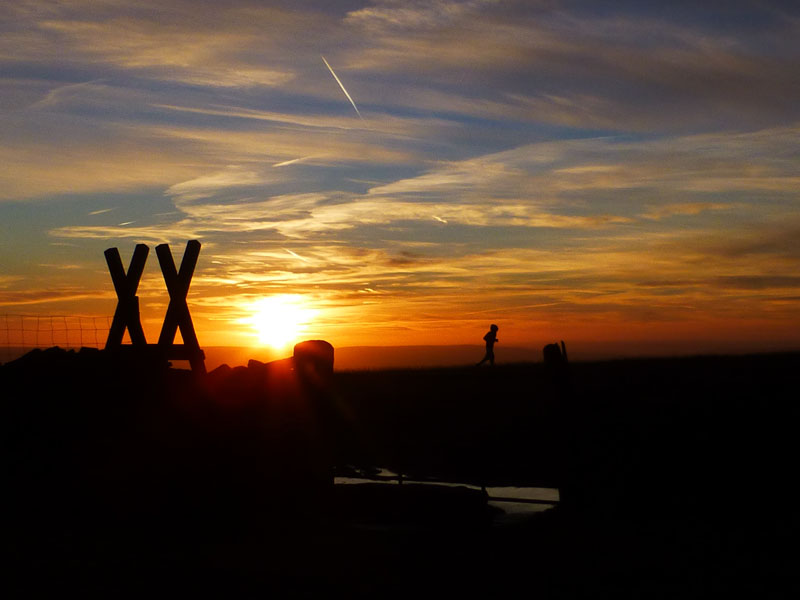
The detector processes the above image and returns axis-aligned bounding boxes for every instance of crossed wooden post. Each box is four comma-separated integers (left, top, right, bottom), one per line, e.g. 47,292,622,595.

105,240,206,375
156,240,205,374
105,244,149,348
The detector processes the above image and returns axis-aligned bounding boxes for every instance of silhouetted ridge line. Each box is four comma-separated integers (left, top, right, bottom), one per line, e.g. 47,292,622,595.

4,345,798,550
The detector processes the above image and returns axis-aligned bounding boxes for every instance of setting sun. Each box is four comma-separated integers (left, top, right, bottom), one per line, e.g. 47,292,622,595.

244,295,318,350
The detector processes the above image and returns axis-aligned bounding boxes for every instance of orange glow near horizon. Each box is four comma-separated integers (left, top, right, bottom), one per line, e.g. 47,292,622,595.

241,295,319,352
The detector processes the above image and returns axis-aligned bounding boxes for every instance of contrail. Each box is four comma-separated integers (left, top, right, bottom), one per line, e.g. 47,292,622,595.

321,55,362,119
273,155,315,168
284,248,309,262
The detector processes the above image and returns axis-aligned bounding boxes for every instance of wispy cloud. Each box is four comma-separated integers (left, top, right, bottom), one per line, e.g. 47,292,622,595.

640,203,733,221
0,288,112,307
344,1,800,130
167,167,271,202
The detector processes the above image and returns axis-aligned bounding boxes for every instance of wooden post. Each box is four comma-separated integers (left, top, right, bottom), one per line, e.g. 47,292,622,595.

155,240,205,374
105,244,149,348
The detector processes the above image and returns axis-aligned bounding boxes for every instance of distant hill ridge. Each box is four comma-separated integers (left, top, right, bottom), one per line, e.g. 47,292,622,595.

201,345,540,371
333,345,540,370
6,343,798,371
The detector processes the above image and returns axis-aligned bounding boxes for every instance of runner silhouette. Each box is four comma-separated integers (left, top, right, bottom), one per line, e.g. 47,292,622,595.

476,324,499,366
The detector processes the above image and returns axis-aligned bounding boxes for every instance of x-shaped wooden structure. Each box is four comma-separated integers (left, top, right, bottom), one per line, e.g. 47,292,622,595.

105,243,149,348
105,240,206,374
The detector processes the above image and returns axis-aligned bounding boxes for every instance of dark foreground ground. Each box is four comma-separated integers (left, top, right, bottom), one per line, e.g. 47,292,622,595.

2,348,799,596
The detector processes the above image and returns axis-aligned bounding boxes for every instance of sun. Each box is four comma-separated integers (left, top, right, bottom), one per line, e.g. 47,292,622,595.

245,295,318,350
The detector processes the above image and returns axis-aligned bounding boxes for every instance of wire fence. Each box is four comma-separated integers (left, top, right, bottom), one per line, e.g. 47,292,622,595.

0,314,113,364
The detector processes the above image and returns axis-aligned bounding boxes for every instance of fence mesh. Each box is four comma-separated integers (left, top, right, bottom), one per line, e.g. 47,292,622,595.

0,314,113,364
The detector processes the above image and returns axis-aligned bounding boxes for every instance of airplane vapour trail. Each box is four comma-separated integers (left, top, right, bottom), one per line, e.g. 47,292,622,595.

321,55,362,119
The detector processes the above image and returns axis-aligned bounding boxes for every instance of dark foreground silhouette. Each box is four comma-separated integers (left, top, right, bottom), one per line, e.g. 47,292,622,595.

3,345,798,596
476,323,499,366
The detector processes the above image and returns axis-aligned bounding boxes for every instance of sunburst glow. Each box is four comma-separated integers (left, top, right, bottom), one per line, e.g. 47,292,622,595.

244,295,318,350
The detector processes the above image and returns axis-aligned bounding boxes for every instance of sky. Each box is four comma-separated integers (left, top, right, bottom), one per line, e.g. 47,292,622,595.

1,0,799,360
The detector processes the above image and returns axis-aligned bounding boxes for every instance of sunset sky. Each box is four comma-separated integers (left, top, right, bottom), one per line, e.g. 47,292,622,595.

1,1,799,360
